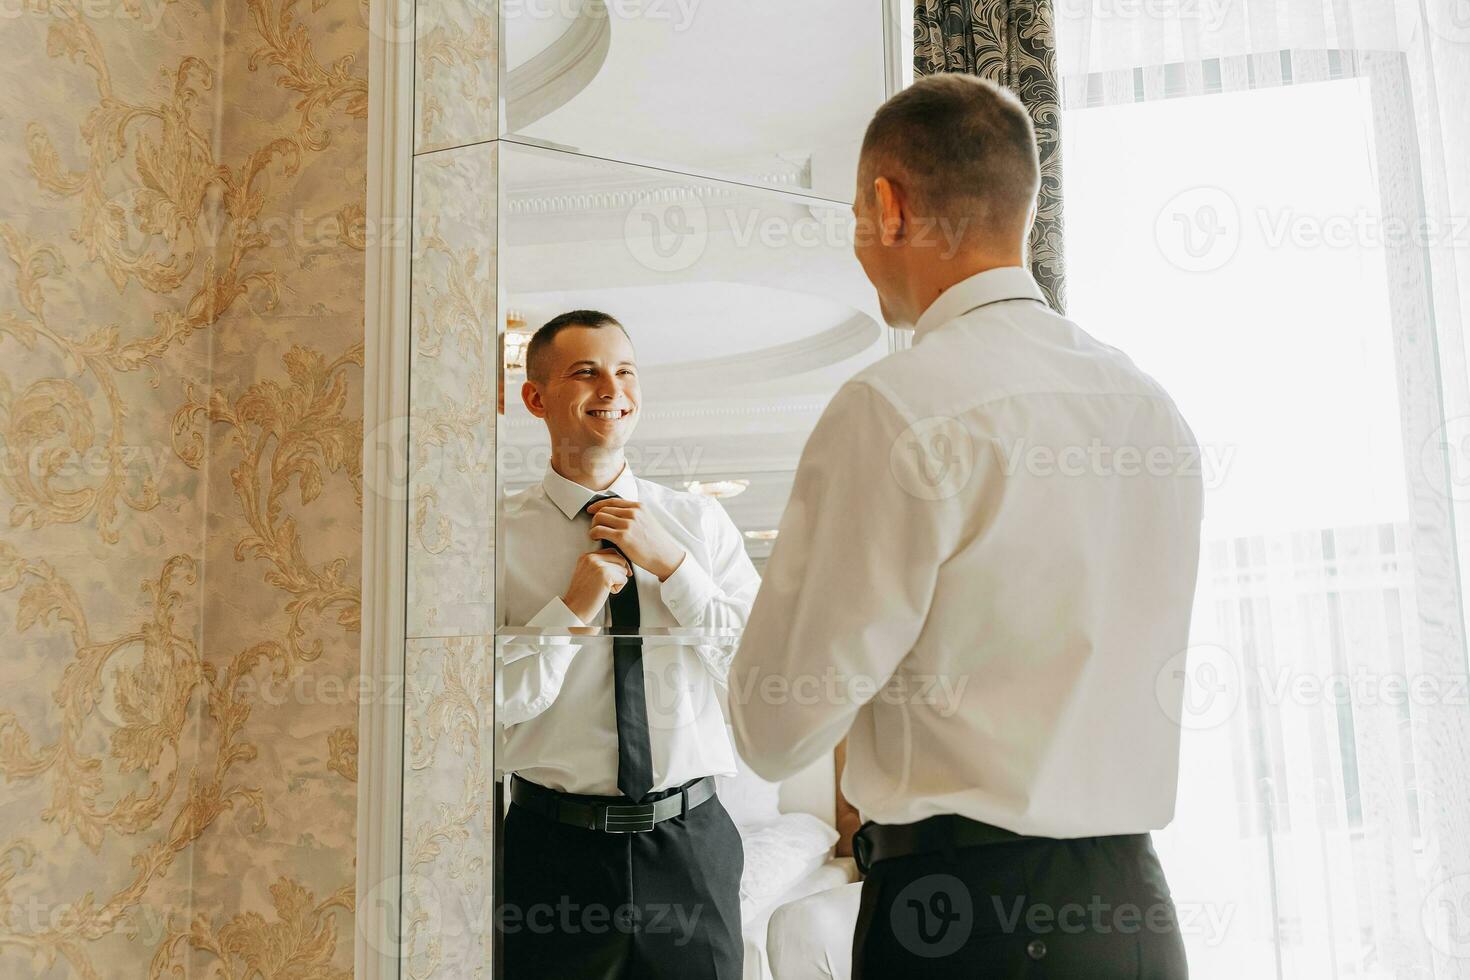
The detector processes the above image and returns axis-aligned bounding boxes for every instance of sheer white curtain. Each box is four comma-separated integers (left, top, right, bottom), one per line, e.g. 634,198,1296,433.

1052,0,1470,977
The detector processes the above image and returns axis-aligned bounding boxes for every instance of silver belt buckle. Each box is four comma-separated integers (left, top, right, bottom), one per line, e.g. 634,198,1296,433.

603,803,657,833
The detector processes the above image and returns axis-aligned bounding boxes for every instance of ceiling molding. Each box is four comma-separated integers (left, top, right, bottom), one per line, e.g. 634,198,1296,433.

507,179,739,216
505,0,613,131
503,164,818,216
646,311,880,393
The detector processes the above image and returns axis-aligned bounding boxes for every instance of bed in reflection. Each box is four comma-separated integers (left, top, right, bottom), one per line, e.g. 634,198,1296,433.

719,738,864,980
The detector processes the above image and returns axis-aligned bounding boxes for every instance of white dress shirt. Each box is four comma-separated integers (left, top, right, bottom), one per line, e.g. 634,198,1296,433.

497,465,760,796
730,267,1204,838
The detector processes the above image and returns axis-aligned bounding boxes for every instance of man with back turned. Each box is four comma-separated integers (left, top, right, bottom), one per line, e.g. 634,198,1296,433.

730,74,1203,978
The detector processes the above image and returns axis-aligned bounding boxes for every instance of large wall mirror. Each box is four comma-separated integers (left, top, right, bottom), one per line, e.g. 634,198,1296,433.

490,123,891,980
397,3,905,977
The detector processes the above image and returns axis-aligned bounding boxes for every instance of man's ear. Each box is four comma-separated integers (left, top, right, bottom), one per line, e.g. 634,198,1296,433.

521,379,547,419
874,176,906,247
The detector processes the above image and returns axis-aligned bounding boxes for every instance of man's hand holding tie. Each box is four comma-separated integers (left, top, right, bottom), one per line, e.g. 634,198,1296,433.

561,549,631,623
585,498,687,582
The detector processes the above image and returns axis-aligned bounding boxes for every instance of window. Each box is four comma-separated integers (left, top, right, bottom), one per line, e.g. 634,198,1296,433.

1065,65,1443,978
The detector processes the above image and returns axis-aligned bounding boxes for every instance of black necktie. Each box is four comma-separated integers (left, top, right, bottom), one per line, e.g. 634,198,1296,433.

582,493,653,802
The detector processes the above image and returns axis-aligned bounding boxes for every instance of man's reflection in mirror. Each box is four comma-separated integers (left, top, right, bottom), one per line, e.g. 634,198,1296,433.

496,310,760,978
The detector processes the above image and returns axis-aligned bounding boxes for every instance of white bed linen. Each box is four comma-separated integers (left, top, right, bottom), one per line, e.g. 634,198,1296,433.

741,858,859,980
765,879,863,980
738,813,838,910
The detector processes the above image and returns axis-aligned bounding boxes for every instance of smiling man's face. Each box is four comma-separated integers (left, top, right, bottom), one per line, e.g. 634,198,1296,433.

522,324,641,458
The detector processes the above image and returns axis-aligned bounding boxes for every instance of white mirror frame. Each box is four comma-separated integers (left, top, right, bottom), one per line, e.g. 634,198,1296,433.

358,0,415,977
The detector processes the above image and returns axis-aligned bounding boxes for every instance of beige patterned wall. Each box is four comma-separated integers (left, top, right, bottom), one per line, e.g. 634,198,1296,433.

0,0,368,975
415,0,497,154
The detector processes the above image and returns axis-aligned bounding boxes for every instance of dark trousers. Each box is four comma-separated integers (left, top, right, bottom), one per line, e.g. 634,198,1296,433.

853,825,1188,979
501,784,744,980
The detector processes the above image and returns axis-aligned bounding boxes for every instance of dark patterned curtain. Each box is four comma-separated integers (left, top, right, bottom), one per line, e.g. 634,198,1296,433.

915,0,1067,313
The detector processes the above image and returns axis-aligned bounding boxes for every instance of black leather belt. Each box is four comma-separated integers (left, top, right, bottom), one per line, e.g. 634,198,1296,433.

510,775,716,834
853,815,1147,875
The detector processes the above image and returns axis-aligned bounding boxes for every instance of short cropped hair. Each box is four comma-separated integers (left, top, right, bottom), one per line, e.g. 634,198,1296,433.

860,73,1040,240
525,310,629,384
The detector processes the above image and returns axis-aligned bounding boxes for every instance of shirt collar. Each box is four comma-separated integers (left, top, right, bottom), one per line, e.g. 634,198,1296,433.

911,266,1047,344
542,462,641,520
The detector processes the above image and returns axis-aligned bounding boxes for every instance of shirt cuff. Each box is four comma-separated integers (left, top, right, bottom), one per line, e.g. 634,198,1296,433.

695,642,735,681
526,596,585,629
500,640,582,724
658,551,716,626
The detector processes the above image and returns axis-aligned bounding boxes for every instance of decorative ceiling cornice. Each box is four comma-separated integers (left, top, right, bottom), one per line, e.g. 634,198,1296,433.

505,160,816,216
506,179,738,216
649,311,879,393
504,0,613,131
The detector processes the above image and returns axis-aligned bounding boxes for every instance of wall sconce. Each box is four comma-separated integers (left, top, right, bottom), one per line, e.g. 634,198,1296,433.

503,309,533,378
684,479,749,499
500,310,535,415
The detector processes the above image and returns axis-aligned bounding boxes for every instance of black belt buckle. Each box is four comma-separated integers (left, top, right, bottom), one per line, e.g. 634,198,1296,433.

602,803,657,833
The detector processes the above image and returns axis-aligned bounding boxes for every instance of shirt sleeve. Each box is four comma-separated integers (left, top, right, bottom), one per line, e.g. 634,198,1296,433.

729,380,963,781
495,596,586,727
659,497,762,683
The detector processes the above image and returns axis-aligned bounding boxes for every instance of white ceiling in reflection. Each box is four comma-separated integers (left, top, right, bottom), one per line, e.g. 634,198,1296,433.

504,4,573,68
502,0,887,198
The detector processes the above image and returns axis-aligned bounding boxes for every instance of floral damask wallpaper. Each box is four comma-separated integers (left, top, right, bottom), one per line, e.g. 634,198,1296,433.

0,0,369,974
